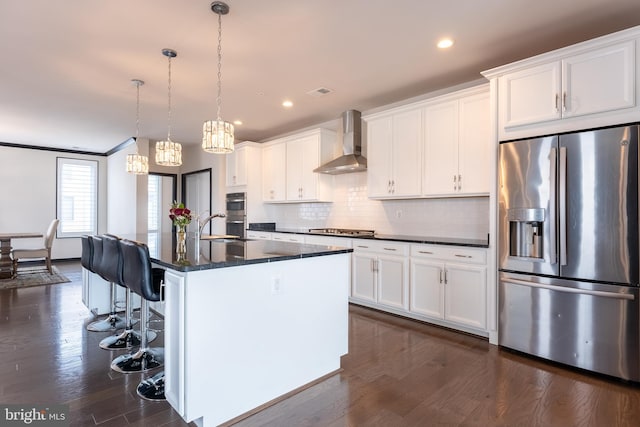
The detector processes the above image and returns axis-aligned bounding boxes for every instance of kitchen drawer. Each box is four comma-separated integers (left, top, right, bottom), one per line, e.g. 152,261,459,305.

411,244,486,264
271,232,305,243
246,231,272,240
352,240,409,256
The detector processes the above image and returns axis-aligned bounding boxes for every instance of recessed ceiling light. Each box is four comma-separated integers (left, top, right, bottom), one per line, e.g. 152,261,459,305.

437,38,454,49
233,120,243,126
282,100,293,108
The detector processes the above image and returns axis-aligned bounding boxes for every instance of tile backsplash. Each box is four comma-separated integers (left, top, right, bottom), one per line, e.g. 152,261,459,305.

264,172,489,239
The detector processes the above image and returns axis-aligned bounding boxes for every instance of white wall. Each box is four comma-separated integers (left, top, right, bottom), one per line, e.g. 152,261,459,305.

180,144,227,235
107,143,141,235
264,172,489,239
0,144,108,259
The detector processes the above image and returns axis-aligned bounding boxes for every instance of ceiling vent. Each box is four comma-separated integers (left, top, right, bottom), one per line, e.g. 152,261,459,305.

307,87,333,97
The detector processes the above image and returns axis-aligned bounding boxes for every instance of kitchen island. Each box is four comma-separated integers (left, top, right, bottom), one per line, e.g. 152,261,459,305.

151,236,352,427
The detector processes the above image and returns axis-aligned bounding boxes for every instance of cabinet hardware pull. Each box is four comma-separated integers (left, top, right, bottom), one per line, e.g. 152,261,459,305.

562,92,567,112
418,250,433,254
439,270,443,284
383,247,397,251
458,174,462,191
453,175,457,191
555,93,559,112
160,280,166,304
444,270,448,284
357,245,369,249
454,254,472,258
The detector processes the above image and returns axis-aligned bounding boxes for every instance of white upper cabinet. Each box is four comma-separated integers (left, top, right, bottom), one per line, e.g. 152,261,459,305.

262,128,336,203
366,107,422,199
457,91,491,195
226,142,260,188
499,61,561,128
423,86,490,197
484,27,640,140
262,140,287,202
226,145,247,187
561,42,635,118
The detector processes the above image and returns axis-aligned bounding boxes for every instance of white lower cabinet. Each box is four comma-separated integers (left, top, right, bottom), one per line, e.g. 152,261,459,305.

351,241,409,311
410,244,487,332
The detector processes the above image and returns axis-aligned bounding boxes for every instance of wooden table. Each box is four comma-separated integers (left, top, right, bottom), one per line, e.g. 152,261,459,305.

0,233,43,279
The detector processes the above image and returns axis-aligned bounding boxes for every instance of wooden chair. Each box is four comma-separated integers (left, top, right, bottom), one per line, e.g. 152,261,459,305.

12,219,60,274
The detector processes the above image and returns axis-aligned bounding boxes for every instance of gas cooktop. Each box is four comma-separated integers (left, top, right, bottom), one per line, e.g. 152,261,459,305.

308,228,375,237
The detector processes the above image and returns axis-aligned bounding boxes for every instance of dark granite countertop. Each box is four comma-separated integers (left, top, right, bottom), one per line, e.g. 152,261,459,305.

131,233,352,272
269,228,489,248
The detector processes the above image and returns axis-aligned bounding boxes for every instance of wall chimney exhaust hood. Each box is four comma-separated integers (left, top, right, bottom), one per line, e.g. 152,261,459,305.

314,110,366,174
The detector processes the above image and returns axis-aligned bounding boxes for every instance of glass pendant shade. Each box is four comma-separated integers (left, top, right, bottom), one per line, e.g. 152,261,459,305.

126,153,149,174
202,119,234,153
155,140,182,166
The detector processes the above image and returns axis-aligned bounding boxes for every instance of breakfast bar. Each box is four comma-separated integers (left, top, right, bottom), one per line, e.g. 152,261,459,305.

150,236,352,427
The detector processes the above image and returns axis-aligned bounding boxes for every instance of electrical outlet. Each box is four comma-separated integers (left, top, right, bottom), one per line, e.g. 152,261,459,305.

271,275,283,295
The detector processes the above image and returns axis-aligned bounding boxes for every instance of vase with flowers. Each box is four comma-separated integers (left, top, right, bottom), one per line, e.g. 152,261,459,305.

169,201,192,262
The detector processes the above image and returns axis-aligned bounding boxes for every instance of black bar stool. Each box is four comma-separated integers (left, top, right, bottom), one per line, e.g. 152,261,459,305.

111,239,164,375
80,235,93,273
86,235,126,332
98,234,147,350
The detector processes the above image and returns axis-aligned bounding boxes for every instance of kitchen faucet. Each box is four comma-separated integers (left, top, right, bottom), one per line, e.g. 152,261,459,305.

197,213,226,238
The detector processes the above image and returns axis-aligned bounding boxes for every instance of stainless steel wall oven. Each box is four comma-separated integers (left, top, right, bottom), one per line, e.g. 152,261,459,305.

225,192,246,239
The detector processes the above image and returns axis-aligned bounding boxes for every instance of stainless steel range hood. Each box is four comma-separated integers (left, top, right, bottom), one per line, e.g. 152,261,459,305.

314,110,366,174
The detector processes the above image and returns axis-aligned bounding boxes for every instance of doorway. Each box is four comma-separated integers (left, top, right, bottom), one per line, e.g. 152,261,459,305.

148,173,177,255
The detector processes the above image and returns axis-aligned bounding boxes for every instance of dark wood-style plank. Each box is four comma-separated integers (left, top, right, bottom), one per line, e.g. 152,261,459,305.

1,261,640,426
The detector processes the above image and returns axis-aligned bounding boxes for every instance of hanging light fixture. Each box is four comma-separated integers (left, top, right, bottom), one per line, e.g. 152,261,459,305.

156,48,183,166
202,1,234,154
126,79,149,175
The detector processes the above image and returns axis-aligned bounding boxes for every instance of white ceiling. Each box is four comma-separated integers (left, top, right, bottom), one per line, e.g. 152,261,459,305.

2,0,640,153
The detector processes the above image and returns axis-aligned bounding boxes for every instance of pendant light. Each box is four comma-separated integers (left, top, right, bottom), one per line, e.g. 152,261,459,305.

156,48,183,166
202,1,234,154
126,79,149,175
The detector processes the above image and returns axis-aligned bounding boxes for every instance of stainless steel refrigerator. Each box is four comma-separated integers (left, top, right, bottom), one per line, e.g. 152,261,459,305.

498,124,640,381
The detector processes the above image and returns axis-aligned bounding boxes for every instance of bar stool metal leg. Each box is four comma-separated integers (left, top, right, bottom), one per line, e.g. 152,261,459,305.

110,298,163,373
86,282,126,332
99,288,153,350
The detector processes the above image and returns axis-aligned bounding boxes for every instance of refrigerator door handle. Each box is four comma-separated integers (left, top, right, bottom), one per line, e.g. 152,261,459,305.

502,278,635,300
549,148,557,265
559,146,568,266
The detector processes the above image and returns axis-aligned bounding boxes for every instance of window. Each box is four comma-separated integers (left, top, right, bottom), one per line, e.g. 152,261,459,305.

56,157,98,237
147,174,161,254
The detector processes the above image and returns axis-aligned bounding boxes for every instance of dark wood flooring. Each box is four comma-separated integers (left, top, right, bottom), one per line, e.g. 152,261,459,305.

2,261,640,426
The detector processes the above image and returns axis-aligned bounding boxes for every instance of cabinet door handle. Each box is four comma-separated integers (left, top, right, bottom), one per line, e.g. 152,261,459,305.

356,245,369,249
458,174,462,191
392,180,395,194
418,250,433,254
454,254,472,258
453,175,457,191
383,247,397,252
562,92,567,112
555,93,559,112
439,269,443,284
444,270,448,284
